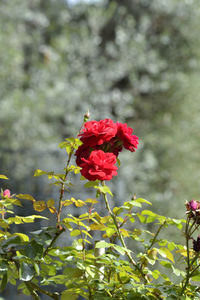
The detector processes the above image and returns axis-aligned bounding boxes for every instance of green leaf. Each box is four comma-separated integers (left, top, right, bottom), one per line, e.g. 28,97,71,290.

172,266,185,277
19,262,34,281
113,207,124,215
2,235,22,249
116,158,121,166
151,270,160,280
33,263,40,276
61,290,79,300
158,247,174,263
135,198,152,205
70,230,81,237
95,241,111,249
13,233,29,242
191,274,200,281
33,201,46,212
159,261,172,269
141,210,156,217
25,240,43,259
98,185,113,196
106,227,116,238
6,198,22,207
0,175,8,180
84,181,100,188
137,214,146,223
85,198,98,204
16,194,35,202
0,273,7,292
0,261,8,274
125,200,142,208
7,215,47,225
34,169,54,177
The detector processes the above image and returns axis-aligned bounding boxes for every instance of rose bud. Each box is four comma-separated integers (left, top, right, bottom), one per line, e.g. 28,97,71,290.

3,189,11,198
193,236,200,252
186,200,198,211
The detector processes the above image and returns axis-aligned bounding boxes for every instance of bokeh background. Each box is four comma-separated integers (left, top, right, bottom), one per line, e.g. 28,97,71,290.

0,0,200,298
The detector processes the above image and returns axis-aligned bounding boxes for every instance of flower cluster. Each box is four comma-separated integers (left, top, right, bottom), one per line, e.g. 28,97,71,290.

75,119,139,181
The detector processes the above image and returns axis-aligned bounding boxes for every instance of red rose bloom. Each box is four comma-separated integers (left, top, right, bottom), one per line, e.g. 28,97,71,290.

80,150,118,181
75,144,91,167
116,122,139,152
79,119,117,147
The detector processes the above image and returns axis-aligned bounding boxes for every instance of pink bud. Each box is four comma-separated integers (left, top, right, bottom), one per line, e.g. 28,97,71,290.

188,199,198,211
3,189,11,198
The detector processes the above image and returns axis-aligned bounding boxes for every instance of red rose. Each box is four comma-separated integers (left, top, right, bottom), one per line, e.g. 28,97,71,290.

80,150,118,181
116,122,139,152
75,144,91,167
79,119,117,147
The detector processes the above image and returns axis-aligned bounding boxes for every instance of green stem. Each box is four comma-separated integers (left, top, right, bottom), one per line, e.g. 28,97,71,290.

29,282,59,300
101,183,147,282
43,227,65,257
180,217,192,295
25,282,41,300
188,219,197,236
57,152,73,223
57,118,86,223
147,221,166,251
189,223,200,238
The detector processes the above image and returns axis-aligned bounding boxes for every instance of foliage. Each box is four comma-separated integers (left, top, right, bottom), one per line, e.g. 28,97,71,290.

0,0,200,220
1,116,200,299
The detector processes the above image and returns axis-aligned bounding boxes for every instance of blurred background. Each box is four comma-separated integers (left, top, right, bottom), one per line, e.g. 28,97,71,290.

0,0,200,298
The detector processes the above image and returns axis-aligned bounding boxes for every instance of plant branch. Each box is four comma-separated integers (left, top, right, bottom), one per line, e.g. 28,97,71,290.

29,282,59,300
180,217,192,295
101,182,147,282
147,221,166,251
25,282,41,300
43,227,65,257
57,118,86,223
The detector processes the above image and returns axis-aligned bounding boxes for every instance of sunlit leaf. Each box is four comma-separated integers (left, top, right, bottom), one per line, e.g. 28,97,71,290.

13,233,29,242
47,199,56,213
34,169,54,177
85,198,98,204
70,230,81,237
97,185,113,196
33,201,46,212
0,175,8,180
158,248,174,263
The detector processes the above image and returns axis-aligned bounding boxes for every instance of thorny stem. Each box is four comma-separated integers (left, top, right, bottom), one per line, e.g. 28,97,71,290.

101,182,147,282
57,119,86,223
57,151,73,223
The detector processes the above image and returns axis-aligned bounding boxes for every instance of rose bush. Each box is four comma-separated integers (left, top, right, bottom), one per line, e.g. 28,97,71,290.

1,116,200,300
